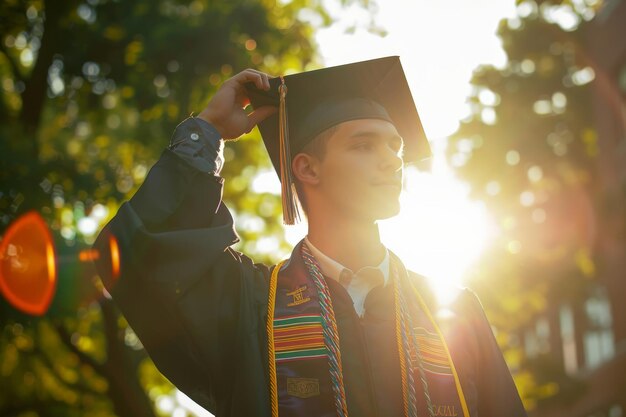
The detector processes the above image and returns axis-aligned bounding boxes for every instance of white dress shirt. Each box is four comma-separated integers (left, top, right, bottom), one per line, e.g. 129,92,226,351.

304,236,389,317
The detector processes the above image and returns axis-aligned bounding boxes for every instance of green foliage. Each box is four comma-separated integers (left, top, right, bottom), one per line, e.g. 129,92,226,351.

0,0,373,415
447,0,604,410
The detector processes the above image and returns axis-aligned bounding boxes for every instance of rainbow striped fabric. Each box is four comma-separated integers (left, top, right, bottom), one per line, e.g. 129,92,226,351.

411,327,453,376
273,314,327,362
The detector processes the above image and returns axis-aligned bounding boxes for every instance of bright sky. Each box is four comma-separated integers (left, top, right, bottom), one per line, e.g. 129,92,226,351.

316,0,517,139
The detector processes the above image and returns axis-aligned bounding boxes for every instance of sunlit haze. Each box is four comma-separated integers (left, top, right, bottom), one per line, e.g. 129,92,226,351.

305,0,514,295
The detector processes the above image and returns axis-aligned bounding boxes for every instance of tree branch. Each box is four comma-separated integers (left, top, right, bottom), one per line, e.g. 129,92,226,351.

0,42,25,83
54,323,107,376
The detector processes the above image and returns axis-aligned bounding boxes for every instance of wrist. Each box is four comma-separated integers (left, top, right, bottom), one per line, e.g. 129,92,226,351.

197,108,224,136
169,117,224,174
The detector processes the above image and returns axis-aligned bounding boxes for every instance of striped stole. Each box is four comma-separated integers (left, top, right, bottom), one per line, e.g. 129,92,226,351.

267,242,470,417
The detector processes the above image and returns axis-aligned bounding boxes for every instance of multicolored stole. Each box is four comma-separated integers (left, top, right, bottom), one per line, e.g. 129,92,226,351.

267,242,470,417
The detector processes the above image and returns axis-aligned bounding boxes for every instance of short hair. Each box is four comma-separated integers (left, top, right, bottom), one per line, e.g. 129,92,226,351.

293,124,339,215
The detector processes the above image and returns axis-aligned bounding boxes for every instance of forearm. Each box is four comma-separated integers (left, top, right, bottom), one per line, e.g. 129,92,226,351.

129,117,228,232
90,72,274,413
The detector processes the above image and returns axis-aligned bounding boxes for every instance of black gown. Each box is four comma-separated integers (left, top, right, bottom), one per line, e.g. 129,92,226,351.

93,119,527,417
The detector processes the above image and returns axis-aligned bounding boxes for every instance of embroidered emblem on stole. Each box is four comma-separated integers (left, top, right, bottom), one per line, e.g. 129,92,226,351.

433,404,459,416
287,285,311,307
287,377,320,398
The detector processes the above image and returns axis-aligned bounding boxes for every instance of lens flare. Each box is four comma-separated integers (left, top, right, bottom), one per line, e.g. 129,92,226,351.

109,235,120,280
0,212,57,316
78,249,98,262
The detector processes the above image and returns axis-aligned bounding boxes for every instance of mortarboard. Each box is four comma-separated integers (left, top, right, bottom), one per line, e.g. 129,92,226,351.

246,56,431,224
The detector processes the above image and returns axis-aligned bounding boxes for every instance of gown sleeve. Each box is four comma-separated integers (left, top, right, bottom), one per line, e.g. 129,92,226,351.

93,118,270,414
459,289,528,417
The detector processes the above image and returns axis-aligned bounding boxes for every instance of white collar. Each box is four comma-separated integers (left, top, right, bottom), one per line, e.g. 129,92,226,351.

303,236,390,286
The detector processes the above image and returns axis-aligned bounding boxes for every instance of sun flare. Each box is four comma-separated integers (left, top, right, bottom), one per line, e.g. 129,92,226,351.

380,155,497,305
278,148,499,306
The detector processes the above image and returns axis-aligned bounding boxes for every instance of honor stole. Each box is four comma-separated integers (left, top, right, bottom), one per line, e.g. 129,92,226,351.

267,243,470,417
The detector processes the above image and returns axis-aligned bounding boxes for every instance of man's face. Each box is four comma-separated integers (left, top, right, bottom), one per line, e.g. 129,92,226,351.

315,118,404,221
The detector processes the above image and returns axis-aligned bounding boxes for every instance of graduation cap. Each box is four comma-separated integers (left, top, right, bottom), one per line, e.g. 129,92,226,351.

246,56,431,225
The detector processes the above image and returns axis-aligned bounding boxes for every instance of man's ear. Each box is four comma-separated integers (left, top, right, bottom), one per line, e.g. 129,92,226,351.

292,153,320,186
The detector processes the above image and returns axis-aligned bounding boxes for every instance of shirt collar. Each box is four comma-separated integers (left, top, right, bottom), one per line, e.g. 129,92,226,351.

303,236,390,285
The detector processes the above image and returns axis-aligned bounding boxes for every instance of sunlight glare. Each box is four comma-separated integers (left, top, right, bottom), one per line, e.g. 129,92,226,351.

380,151,497,305
175,389,214,417
280,143,499,306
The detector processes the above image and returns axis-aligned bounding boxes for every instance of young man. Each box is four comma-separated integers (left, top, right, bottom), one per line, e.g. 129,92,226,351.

94,57,527,417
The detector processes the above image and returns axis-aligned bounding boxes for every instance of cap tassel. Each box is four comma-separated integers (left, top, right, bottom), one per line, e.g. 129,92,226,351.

278,76,301,225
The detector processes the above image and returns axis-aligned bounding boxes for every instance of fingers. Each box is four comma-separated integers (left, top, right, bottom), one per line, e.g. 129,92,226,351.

246,105,277,132
255,70,271,90
232,69,272,90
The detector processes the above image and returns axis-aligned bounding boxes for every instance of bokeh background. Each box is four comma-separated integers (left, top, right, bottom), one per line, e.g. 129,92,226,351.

1,0,625,416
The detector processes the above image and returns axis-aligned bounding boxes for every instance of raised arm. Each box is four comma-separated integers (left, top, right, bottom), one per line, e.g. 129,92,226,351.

93,69,276,414
128,68,276,233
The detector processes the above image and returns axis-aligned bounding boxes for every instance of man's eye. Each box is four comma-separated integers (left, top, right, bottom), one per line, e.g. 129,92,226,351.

354,143,372,150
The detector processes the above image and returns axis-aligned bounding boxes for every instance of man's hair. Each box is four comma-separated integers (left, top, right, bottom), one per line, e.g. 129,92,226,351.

293,125,339,215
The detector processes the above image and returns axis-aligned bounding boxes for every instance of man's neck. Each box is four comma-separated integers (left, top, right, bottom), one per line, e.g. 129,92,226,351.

306,210,386,273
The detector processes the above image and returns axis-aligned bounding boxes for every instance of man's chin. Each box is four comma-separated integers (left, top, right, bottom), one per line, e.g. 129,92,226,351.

338,197,400,221
371,201,401,221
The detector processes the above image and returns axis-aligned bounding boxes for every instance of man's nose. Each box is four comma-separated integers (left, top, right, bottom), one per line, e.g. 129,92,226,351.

379,146,403,172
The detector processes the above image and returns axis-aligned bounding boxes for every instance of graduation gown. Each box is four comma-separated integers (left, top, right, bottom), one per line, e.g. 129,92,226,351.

93,128,527,417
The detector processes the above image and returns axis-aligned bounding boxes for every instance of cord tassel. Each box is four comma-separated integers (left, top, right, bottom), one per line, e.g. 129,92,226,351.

278,76,301,225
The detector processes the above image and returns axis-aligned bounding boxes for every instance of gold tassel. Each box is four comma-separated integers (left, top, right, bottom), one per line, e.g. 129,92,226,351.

278,76,301,225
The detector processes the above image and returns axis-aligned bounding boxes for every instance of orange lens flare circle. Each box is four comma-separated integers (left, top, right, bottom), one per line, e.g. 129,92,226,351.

108,235,120,280
0,212,57,316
